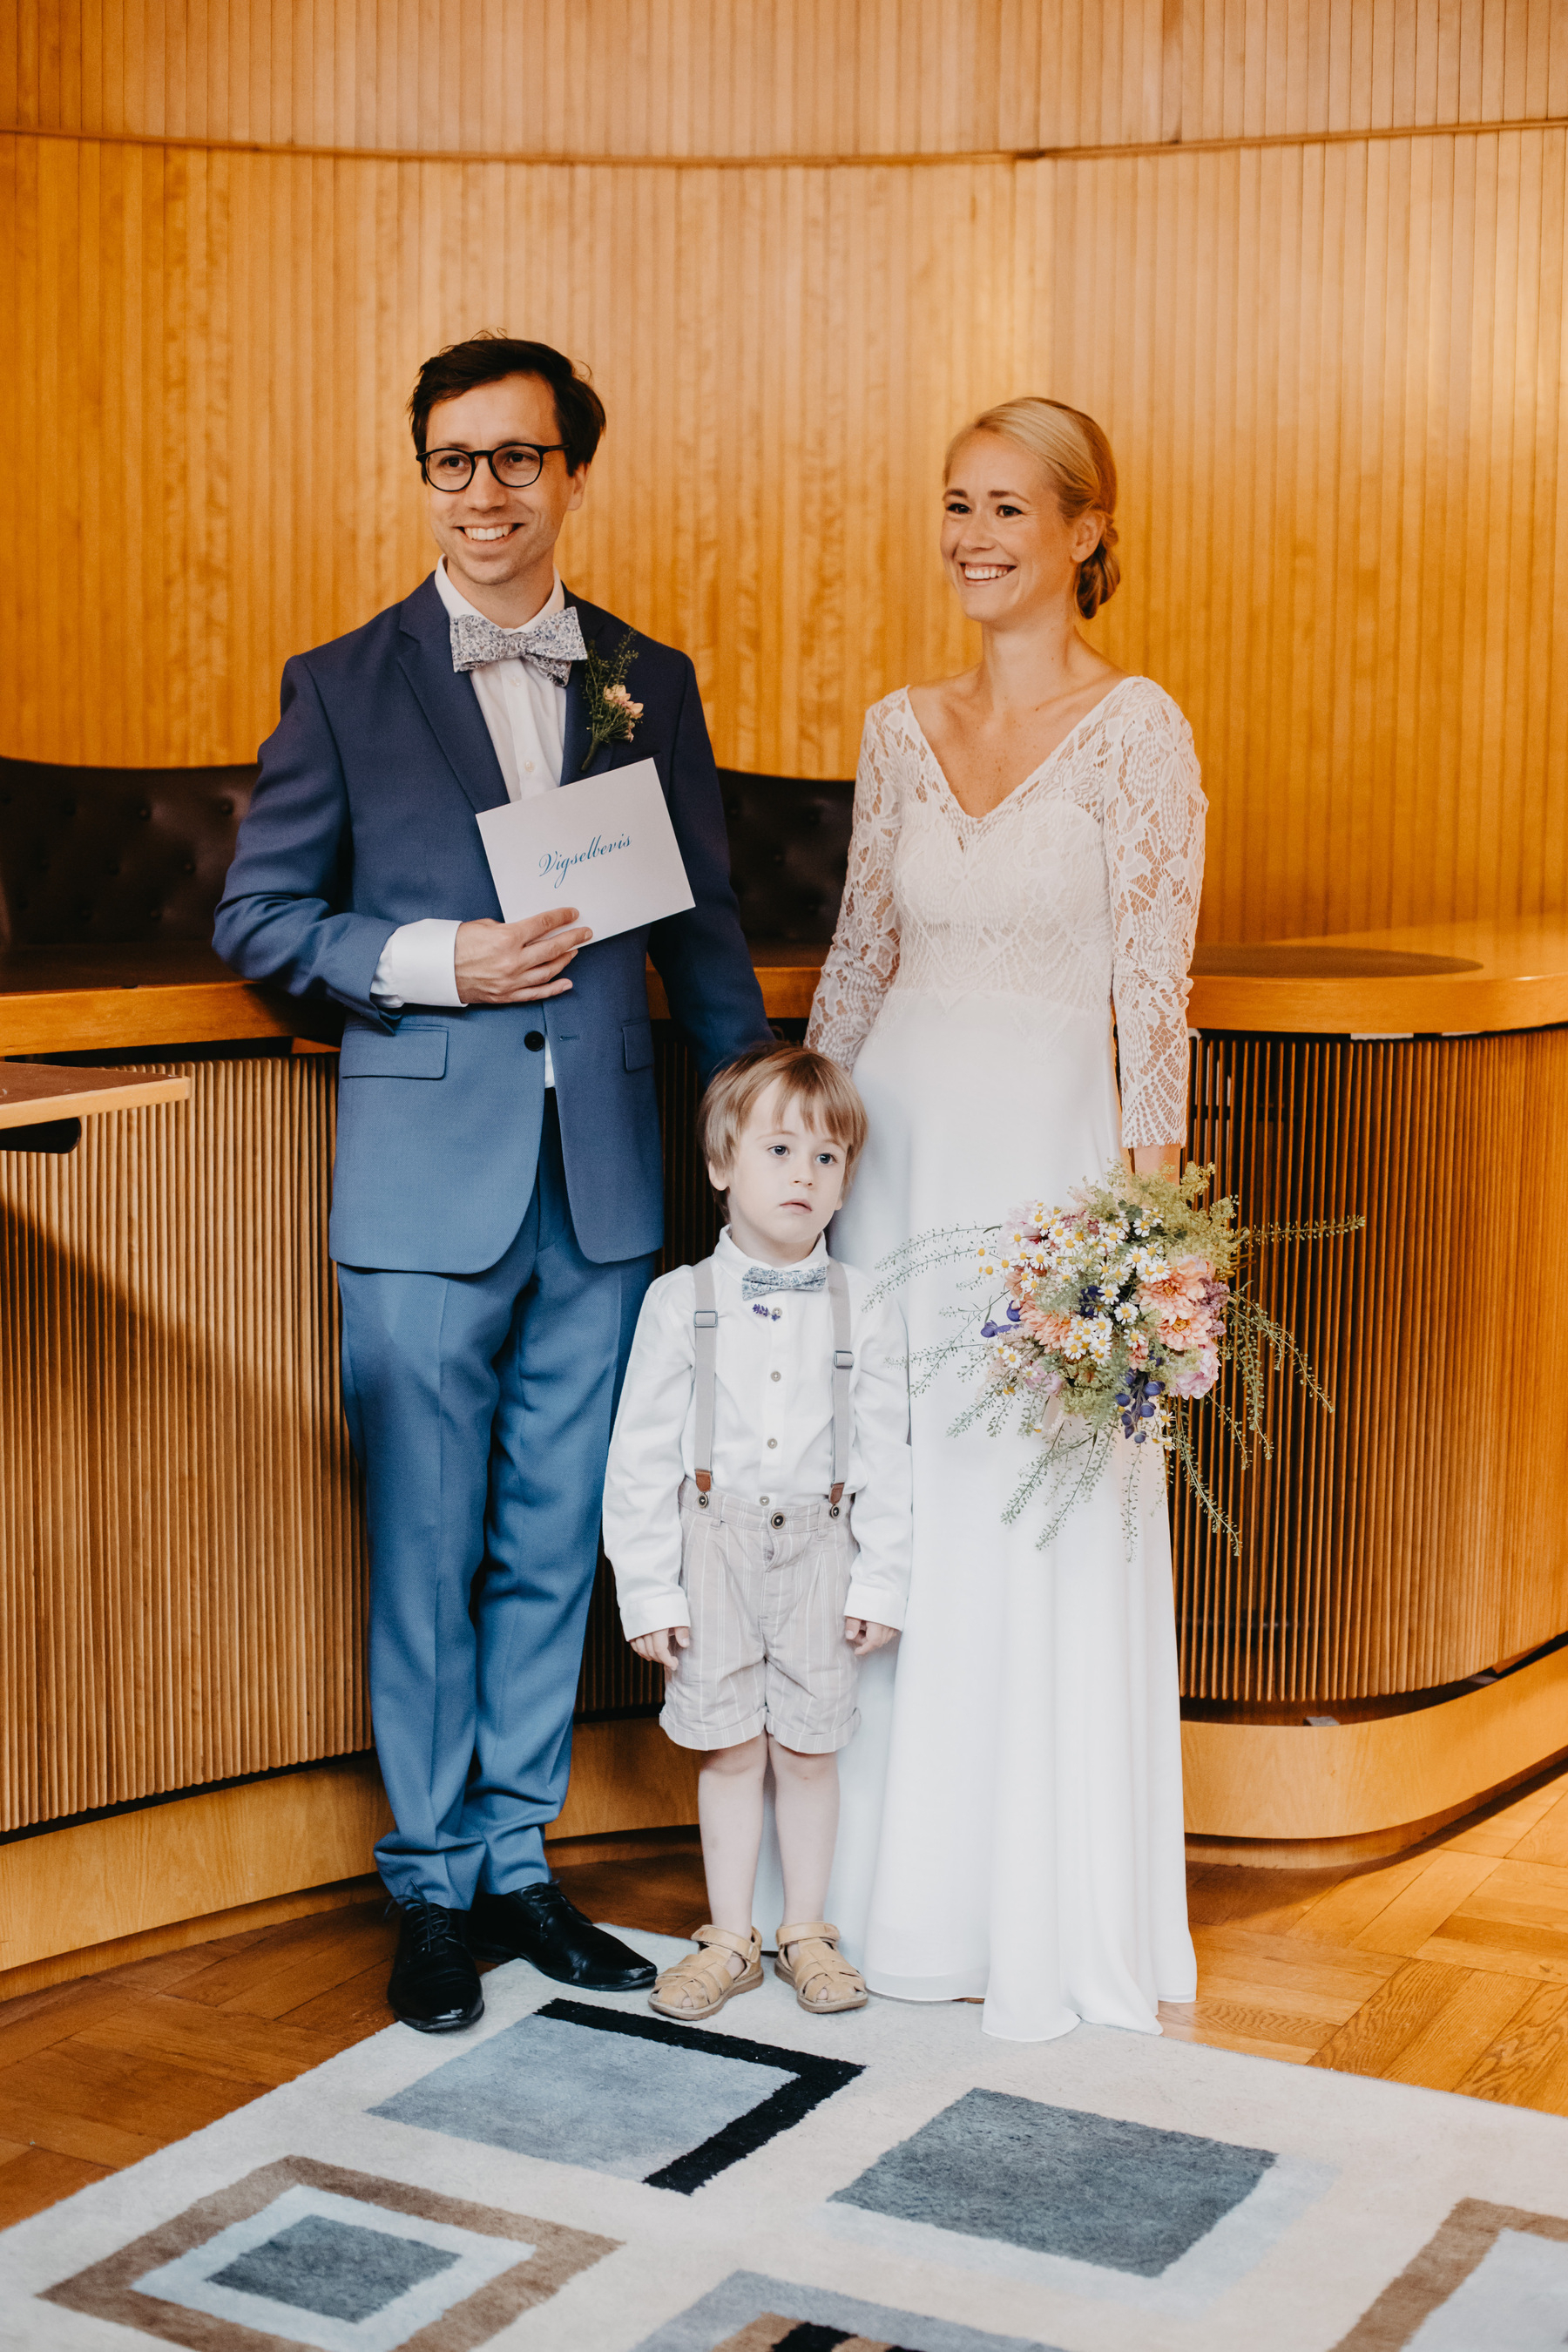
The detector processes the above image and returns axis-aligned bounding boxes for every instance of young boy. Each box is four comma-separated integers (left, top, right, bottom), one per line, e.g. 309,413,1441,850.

602,1043,912,2019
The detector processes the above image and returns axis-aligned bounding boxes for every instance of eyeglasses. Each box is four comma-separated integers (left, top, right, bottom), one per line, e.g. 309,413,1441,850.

418,443,566,491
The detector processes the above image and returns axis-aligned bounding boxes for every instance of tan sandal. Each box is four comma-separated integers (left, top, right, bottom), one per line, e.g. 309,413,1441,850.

774,1920,868,2014
648,1924,762,2020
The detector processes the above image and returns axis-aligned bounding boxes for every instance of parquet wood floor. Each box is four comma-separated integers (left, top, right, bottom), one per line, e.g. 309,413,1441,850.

4,1765,1568,2232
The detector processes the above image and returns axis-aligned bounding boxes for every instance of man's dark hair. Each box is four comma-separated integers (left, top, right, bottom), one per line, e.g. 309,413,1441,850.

408,333,607,472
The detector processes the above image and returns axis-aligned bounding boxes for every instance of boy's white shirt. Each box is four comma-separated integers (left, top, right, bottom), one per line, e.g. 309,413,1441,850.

603,1227,913,1641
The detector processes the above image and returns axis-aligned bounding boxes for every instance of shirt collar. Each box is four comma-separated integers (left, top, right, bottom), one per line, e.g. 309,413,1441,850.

434,561,565,633
714,1229,830,1281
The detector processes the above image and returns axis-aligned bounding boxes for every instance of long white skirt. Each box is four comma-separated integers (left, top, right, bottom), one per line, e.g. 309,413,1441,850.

758,986,1196,2041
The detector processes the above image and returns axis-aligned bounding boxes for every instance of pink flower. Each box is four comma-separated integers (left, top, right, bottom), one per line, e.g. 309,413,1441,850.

605,684,644,719
1018,1305,1072,1348
1165,1348,1219,1398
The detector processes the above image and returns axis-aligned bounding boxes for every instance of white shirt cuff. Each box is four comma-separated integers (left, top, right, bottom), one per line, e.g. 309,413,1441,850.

845,1574,907,1632
369,918,463,1010
618,1592,693,1641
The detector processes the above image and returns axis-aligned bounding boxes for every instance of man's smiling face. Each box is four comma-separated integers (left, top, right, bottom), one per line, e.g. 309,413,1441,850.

422,371,588,623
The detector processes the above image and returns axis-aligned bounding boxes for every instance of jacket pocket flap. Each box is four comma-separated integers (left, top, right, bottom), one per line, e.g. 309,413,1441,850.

623,1018,655,1072
340,1024,448,1079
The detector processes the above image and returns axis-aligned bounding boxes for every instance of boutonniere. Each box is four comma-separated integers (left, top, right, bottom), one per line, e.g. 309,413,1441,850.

579,630,644,773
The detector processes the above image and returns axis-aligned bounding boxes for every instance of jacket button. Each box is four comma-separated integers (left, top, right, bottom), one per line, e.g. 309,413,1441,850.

524,1031,545,1051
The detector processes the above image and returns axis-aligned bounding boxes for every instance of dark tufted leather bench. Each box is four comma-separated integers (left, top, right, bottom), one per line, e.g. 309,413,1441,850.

0,757,852,950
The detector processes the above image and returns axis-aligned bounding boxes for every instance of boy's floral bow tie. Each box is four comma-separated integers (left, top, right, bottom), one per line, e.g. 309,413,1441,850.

741,1265,828,1297
449,607,587,683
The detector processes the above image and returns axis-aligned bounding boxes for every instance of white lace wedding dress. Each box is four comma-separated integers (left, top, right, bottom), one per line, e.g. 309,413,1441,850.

802,676,1206,2041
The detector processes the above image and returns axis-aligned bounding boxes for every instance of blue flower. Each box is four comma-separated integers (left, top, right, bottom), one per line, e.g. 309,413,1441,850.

981,1321,999,1339
1005,1301,1021,1322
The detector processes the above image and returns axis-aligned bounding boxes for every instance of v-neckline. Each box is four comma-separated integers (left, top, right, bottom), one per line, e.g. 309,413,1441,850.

899,675,1144,825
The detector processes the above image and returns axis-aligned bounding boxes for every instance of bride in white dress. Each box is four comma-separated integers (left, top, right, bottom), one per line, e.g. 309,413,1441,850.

804,397,1205,2042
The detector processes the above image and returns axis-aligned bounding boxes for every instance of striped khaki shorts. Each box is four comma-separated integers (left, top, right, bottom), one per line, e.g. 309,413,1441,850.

660,1478,860,1754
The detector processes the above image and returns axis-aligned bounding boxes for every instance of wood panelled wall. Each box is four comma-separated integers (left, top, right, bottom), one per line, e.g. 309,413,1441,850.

6,0,1565,153
0,1058,366,1833
3,2,1567,941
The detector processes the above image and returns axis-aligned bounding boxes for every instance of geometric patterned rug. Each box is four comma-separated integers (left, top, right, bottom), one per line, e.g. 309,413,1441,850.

3,1926,1566,2351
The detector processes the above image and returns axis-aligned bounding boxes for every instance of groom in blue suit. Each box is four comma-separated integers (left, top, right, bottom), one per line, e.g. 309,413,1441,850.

215,335,769,2029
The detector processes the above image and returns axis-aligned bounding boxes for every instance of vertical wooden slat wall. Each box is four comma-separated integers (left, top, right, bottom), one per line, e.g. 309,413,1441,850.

8,1021,1562,1835
0,1056,367,1836
3,2,1567,942
1177,1027,1568,1707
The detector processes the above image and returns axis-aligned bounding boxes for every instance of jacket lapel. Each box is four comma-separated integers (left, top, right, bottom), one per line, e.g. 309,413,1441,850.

395,575,511,815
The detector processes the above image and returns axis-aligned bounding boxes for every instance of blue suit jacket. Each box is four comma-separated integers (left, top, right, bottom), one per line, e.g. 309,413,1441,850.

214,578,770,1273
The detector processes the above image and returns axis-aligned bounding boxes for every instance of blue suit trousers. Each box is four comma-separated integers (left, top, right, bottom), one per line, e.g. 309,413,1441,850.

337,1100,657,1908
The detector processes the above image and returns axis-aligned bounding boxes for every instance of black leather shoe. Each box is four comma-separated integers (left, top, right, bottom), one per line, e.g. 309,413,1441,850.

387,1899,484,2031
467,1882,657,1990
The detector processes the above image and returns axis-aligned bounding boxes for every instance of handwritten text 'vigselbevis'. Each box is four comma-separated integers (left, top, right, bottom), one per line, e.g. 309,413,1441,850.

538,833,634,892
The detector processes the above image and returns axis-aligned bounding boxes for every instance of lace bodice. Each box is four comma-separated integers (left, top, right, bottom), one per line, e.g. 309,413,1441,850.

806,679,1206,1147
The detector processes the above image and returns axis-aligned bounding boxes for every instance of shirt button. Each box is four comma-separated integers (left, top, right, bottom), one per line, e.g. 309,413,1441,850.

760,1496,769,1504
767,1437,778,1449
770,1370,781,1382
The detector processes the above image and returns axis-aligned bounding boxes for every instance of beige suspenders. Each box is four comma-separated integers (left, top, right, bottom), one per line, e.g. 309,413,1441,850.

691,1257,853,1517
692,1260,720,1499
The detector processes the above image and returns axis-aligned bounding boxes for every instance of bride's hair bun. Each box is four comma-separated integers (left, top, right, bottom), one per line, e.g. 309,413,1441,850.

946,397,1121,619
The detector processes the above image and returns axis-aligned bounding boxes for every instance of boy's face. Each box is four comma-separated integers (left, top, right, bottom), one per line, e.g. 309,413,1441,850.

710,1081,848,1265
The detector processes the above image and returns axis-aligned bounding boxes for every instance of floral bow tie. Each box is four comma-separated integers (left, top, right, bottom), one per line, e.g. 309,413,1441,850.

740,1264,828,1297
449,607,587,684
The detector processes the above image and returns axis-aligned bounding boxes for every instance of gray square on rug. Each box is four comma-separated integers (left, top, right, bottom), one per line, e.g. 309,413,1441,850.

372,1996,862,2194
830,2087,1275,2276
208,2209,459,2322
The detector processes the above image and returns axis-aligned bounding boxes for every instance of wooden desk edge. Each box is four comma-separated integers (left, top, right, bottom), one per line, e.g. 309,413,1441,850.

6,950,1568,1057
0,1072,193,1128
0,964,825,1053
1186,969,1568,1036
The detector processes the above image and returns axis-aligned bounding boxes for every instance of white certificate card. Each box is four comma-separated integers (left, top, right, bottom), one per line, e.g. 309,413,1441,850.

475,758,695,941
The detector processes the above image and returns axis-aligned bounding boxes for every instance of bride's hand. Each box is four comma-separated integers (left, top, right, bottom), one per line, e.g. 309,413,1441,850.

631,1625,690,1672
845,1618,897,1656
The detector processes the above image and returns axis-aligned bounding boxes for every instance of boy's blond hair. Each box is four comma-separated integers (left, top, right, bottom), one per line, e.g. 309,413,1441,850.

700,1044,868,1200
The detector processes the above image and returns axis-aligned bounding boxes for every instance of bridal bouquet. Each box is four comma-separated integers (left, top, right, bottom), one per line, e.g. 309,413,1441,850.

879,1164,1359,1552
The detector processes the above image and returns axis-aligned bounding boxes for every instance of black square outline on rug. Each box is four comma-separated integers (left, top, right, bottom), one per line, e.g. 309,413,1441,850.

533,1997,862,2194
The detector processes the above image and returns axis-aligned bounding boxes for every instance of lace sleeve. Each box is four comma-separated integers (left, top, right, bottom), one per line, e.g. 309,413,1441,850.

806,702,904,1069
1106,692,1206,1149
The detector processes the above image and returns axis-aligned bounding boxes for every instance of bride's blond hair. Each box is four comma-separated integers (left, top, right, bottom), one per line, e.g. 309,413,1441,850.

945,397,1120,620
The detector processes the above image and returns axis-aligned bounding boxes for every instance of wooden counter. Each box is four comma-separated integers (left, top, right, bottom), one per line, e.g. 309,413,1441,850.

6,916,1568,1985
6,919,1568,1053
0,940,828,1054
1186,918,1568,1037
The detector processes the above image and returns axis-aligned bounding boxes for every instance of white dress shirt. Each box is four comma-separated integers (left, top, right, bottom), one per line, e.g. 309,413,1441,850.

370,562,570,1084
603,1228,914,1641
